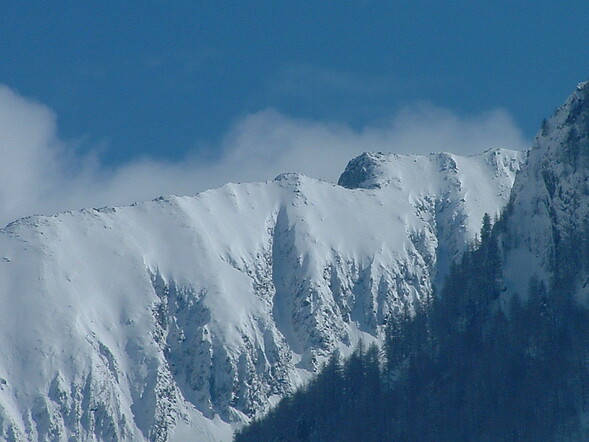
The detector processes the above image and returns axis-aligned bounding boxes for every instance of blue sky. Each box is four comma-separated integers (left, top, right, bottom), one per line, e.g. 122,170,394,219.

0,1,588,223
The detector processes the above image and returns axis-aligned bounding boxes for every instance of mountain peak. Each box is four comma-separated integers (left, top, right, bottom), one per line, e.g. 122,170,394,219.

0,144,526,441
338,148,523,192
526,80,589,173
539,80,589,139
337,152,389,189
273,172,304,182
273,172,308,187
576,80,589,92
501,80,589,299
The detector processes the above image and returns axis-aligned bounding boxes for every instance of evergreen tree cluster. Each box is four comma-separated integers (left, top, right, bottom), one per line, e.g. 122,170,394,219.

235,343,386,442
235,213,589,441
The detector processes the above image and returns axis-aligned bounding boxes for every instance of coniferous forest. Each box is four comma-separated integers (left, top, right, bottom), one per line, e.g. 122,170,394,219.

235,212,589,441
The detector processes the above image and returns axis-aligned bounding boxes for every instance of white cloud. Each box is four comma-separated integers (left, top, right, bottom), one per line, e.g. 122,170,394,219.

0,85,529,227
0,86,69,220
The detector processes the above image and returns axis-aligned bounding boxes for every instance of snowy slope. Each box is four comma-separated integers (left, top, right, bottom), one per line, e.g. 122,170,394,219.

0,148,522,441
339,149,523,284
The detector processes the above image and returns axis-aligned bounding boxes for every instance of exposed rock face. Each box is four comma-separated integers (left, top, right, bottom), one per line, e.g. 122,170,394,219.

0,149,522,441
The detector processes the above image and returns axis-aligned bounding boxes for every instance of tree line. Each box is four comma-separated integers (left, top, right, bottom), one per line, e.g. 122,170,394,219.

236,213,589,441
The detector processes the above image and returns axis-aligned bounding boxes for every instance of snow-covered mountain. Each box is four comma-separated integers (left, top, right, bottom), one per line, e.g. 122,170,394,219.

501,81,589,301
0,148,522,441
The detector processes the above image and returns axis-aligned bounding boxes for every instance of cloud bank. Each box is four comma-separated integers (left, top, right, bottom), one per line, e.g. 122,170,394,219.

0,85,528,227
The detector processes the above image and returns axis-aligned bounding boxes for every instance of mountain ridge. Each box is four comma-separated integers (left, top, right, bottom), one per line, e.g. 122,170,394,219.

501,81,589,301
235,80,589,442
0,148,522,441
